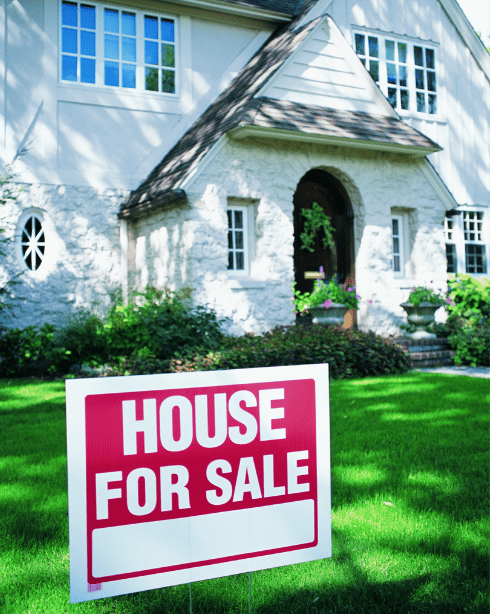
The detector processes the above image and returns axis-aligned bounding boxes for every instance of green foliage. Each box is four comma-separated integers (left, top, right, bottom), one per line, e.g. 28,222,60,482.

446,274,490,321
300,202,335,252
0,287,224,377
0,324,71,377
102,287,223,361
407,283,447,306
293,277,360,313
445,317,490,367
166,324,410,380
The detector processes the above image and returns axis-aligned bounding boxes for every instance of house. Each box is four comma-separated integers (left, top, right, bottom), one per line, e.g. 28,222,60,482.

1,0,488,336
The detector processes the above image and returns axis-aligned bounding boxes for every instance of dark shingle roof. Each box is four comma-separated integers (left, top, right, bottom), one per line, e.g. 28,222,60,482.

219,0,299,14
121,5,441,218
233,98,442,150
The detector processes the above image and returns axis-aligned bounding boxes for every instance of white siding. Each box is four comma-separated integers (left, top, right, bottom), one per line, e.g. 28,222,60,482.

260,21,393,115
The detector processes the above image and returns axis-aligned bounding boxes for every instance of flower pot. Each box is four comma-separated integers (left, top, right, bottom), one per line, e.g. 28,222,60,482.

401,302,441,339
309,304,348,326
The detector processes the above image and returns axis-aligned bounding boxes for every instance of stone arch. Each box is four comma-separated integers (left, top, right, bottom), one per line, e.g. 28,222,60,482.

293,167,363,327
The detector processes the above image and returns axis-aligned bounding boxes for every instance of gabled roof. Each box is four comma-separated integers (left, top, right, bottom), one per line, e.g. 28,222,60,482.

120,6,441,219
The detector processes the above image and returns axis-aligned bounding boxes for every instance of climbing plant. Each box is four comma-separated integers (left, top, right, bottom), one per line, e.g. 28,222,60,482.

300,202,335,253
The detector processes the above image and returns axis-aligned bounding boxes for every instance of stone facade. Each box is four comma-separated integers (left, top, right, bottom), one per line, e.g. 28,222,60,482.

0,183,128,328
127,136,448,337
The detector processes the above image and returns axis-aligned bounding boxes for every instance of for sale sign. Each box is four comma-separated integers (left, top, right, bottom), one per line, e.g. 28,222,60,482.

66,365,331,603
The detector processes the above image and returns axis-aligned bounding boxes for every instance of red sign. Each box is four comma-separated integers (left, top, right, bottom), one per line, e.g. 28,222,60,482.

66,366,331,603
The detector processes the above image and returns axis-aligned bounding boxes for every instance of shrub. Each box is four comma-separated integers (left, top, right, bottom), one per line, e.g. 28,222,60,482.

0,324,71,377
166,324,410,380
445,317,490,367
446,274,490,321
102,287,224,361
0,287,225,377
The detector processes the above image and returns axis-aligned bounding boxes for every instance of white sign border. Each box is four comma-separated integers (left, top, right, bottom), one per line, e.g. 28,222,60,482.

66,364,331,603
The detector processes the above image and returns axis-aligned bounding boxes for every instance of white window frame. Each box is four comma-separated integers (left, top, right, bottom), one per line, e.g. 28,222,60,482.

59,1,178,96
444,208,489,277
391,215,406,278
354,31,438,118
227,206,250,277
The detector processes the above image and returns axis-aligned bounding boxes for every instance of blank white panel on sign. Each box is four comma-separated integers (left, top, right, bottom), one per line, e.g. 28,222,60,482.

93,499,315,578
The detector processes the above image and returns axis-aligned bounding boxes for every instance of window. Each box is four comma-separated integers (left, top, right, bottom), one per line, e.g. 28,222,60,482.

445,209,488,275
227,207,249,274
391,215,405,276
445,216,457,273
20,214,46,271
463,211,487,274
354,32,437,115
60,1,177,94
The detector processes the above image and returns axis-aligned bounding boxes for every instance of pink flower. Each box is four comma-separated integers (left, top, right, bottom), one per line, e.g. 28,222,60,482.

367,300,373,304
322,299,333,308
319,266,324,273
348,288,353,292
355,294,360,299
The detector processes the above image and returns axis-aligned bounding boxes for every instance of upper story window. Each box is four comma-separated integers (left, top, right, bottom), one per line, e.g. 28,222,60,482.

60,1,177,95
354,32,437,116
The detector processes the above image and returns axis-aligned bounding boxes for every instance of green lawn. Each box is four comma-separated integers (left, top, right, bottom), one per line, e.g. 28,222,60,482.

0,373,488,614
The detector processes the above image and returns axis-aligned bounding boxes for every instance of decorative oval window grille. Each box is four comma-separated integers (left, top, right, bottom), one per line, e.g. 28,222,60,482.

21,214,46,271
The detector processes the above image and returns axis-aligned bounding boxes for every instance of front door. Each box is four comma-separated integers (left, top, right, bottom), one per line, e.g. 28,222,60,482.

293,169,355,325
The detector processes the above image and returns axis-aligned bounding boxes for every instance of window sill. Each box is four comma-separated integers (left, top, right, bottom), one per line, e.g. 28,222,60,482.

396,109,447,125
229,279,267,290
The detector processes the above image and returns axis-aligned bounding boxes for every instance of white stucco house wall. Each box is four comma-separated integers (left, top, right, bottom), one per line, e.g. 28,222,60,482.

0,0,489,336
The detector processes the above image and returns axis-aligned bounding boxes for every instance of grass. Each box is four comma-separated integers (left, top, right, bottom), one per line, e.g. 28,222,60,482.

0,373,488,614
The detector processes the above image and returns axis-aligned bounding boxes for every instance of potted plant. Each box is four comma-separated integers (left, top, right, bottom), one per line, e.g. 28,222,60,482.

401,284,448,339
293,268,360,325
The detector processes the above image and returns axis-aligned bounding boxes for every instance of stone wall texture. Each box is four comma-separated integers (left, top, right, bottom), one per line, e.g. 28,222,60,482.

128,137,448,337
0,183,128,328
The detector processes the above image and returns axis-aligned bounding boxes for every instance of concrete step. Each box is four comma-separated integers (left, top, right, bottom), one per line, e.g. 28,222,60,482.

389,337,456,368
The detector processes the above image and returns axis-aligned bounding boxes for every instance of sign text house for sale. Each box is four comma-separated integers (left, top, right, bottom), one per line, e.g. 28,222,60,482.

66,365,331,603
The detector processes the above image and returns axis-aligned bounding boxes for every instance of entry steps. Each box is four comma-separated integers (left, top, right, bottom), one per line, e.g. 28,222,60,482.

390,338,456,368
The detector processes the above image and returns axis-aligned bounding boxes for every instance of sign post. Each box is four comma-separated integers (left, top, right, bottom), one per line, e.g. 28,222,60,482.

66,364,331,603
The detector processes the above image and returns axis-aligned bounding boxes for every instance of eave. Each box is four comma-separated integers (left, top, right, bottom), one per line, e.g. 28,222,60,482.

163,0,293,22
228,124,442,157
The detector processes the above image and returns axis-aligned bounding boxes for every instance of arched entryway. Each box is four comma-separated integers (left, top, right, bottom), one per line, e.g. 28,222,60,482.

293,169,356,326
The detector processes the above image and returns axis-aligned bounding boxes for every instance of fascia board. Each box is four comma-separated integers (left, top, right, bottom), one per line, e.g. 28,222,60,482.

160,0,292,22
418,158,460,211
228,124,441,157
438,0,490,80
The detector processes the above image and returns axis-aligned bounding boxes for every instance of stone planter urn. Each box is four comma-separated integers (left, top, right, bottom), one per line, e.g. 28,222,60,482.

309,304,348,325
401,302,441,339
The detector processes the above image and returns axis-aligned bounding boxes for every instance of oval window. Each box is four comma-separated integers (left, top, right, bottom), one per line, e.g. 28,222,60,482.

21,214,46,271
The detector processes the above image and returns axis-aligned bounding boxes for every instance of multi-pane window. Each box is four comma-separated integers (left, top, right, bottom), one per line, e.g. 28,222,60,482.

414,46,437,114
463,211,487,274
227,208,248,273
444,210,488,275
144,16,176,93
355,34,380,82
21,215,46,272
61,2,96,83
354,32,437,115
103,8,137,89
391,216,404,276
60,1,177,95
